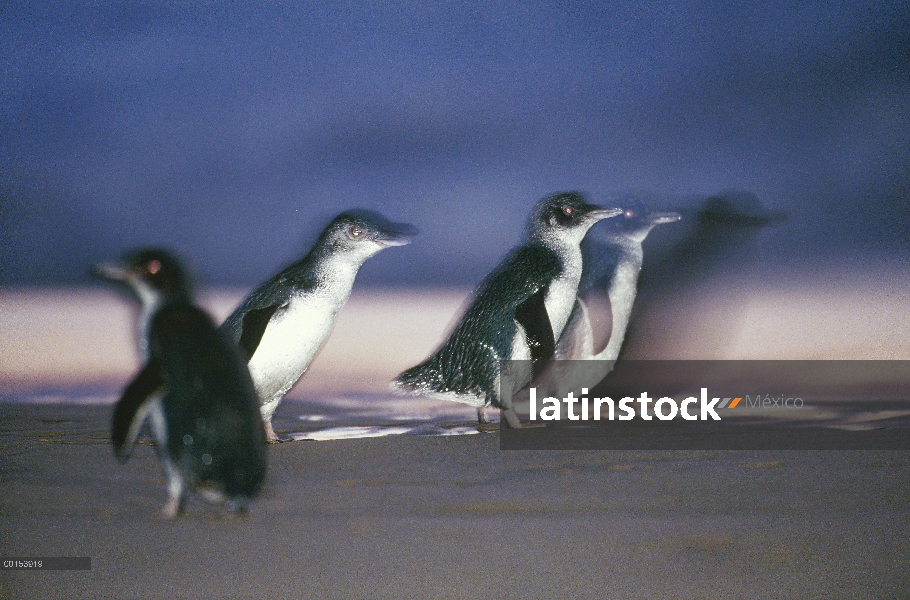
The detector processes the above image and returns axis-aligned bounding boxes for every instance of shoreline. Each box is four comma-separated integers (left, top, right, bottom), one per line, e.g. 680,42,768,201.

3,273,910,391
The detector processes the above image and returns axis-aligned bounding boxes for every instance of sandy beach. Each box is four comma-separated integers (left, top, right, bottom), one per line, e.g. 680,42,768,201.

1,401,908,599
2,271,910,598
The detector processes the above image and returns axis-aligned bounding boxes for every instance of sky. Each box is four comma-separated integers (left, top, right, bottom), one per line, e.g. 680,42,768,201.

1,1,908,286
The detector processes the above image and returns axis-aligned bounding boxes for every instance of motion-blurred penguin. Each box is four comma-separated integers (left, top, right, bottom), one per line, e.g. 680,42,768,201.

394,192,621,428
616,191,786,362
221,210,415,442
95,249,266,518
534,202,680,395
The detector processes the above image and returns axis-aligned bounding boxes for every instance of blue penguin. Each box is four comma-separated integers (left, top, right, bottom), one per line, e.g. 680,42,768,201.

394,192,622,428
93,249,184,488
220,210,415,442
615,191,786,362
94,248,266,518
535,202,681,395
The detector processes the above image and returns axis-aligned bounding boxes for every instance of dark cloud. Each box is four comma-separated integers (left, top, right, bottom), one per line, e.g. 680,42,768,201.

1,1,908,286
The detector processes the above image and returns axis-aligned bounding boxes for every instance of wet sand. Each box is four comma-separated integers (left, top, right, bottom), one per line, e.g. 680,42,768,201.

1,401,909,599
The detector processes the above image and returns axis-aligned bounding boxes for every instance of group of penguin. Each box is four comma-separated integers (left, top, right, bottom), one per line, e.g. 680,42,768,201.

96,190,779,518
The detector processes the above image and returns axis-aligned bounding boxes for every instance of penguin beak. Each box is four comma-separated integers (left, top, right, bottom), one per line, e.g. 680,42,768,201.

375,222,418,247
585,207,624,222
91,262,131,282
375,233,411,248
649,211,682,225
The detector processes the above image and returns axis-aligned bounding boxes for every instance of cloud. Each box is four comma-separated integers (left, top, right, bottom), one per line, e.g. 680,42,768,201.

1,1,908,284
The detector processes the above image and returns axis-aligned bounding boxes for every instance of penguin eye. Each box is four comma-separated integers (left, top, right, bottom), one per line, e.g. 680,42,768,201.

147,260,161,275
562,205,575,216
350,227,363,238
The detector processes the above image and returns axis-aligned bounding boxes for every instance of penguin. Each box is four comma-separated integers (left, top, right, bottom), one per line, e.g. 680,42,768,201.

393,192,622,428
220,210,416,442
93,249,185,491
94,248,266,518
615,191,786,362
533,202,681,396
579,192,787,402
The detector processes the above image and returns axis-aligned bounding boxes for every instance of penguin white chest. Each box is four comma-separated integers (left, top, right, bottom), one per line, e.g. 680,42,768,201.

544,263,582,341
247,293,340,402
608,257,642,322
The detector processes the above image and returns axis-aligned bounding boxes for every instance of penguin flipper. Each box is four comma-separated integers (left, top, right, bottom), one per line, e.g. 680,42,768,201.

577,236,621,358
528,299,594,397
112,361,164,463
553,299,593,360
577,289,614,357
514,287,555,368
238,305,280,360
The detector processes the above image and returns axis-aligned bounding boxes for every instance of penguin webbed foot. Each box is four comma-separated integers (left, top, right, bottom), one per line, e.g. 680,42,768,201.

264,421,280,444
225,498,250,518
113,446,132,465
161,495,185,520
501,408,522,429
264,418,295,442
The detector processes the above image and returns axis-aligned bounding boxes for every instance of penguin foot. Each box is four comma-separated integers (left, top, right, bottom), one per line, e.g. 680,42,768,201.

198,486,227,505
161,458,185,518
501,408,522,429
225,498,250,518
264,421,279,444
161,496,184,519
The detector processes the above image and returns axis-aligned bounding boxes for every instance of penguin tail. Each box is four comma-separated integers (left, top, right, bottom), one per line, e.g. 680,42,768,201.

392,355,494,409
392,360,443,396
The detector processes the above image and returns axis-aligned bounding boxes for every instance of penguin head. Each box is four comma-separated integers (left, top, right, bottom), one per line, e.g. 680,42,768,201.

529,192,622,246
605,201,682,243
93,248,192,307
318,209,417,263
